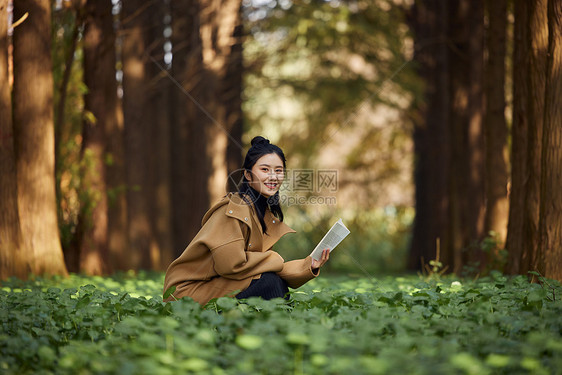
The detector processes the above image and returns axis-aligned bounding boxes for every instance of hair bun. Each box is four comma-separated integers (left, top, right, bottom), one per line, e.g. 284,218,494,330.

250,136,270,147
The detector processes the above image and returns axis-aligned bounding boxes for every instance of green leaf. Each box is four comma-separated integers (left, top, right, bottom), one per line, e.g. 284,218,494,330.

236,335,263,350
216,297,237,310
486,354,510,368
179,358,208,372
527,289,547,302
286,332,310,345
163,285,176,300
38,346,56,363
75,295,91,309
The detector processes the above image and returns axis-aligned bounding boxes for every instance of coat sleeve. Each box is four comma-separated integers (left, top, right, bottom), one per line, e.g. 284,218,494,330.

277,256,318,289
211,239,284,280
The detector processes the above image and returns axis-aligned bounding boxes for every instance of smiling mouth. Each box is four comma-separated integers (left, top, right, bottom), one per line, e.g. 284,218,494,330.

264,183,278,189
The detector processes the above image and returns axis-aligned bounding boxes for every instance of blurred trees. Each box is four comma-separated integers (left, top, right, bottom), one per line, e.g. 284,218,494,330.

1,0,560,280
75,0,118,274
244,0,417,172
408,0,488,274
1,0,243,279
411,0,561,280
168,0,205,258
121,0,159,271
483,0,508,252
241,1,419,275
169,0,244,253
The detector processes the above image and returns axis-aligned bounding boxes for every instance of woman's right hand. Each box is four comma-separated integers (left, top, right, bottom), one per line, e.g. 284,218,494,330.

311,248,330,270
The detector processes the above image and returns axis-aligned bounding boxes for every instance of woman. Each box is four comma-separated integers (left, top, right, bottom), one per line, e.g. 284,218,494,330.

163,136,330,304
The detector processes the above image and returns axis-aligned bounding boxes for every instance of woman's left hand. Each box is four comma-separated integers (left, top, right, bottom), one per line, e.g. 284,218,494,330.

311,248,330,270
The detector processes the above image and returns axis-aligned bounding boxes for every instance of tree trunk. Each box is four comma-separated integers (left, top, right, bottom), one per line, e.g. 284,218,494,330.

524,0,548,274
121,0,154,270
537,0,562,281
409,0,485,274
146,3,174,270
506,0,530,274
199,0,244,203
223,5,244,175
0,0,31,279
12,0,67,276
483,0,509,259
106,41,128,271
408,0,452,271
169,0,209,255
464,0,486,268
167,0,243,258
447,0,486,273
106,97,128,271
76,0,118,275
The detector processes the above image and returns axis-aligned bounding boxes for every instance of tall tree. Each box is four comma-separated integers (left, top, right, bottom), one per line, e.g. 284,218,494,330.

105,32,128,271
408,0,451,271
537,0,562,280
74,0,120,274
199,0,244,202
12,0,67,276
169,0,210,255
506,0,548,275
506,0,530,274
121,0,156,270
483,0,509,257
0,0,31,279
145,2,174,270
524,0,549,273
169,0,243,256
224,16,244,176
408,0,486,274
447,0,486,273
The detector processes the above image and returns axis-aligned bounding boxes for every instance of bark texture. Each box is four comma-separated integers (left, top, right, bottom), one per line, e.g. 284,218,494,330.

537,0,562,280
12,0,67,276
506,0,530,274
484,0,509,251
506,0,549,275
0,0,31,279
524,0,549,273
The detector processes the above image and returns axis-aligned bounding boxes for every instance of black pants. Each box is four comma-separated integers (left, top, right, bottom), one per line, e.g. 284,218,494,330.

235,272,289,300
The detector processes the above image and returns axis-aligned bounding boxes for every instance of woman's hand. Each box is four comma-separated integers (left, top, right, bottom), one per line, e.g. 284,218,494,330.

311,248,330,270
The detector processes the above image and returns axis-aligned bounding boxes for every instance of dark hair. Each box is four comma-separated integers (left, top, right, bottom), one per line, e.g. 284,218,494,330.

239,136,286,233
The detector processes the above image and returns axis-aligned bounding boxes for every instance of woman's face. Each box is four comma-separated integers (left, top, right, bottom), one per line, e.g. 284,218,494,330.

245,153,285,197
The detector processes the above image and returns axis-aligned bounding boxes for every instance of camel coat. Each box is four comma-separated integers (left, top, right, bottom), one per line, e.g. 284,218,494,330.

163,193,318,305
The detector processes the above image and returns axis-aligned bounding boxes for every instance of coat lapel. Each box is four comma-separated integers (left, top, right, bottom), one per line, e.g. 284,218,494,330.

262,210,296,251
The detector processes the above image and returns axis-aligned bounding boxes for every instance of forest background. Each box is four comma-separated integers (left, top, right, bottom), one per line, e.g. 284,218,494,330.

0,0,561,282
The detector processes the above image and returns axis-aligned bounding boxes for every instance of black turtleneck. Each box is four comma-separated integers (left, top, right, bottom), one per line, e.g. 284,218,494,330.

248,186,269,220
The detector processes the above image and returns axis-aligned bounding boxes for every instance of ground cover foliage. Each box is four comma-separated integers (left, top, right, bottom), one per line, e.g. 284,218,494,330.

1,272,561,375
